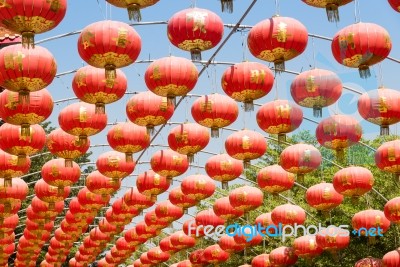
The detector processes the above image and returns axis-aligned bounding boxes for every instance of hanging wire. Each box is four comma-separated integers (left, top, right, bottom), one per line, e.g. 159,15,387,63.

275,0,280,16
311,36,317,69
96,0,106,20
274,74,279,100
354,0,361,23
241,30,248,62
378,63,384,87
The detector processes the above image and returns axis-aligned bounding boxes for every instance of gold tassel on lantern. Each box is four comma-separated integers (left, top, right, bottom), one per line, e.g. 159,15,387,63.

65,159,73,168
127,4,142,21
313,106,322,118
147,125,155,136
336,149,345,164
21,32,35,49
190,48,202,61
274,59,285,73
211,128,220,138
380,125,389,135
244,100,254,112
95,102,106,114
326,4,340,22
220,0,234,13
358,65,371,79
125,152,133,163
105,65,117,80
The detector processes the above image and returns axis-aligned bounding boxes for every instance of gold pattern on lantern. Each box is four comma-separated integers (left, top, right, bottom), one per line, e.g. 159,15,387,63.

306,75,317,92
115,144,145,153
299,96,330,108
276,104,291,119
3,77,48,92
186,11,208,33
82,92,119,104
388,146,396,161
195,178,206,190
250,69,266,84
242,135,251,149
309,239,317,250
113,126,123,140
340,173,352,186
82,31,94,49
211,249,220,257
153,84,191,97
151,65,162,81
220,160,233,171
200,100,213,112
339,32,355,50
154,174,161,185
198,118,231,128
88,52,133,68
175,131,189,144
178,39,213,51
378,96,388,113
113,27,130,48
51,165,59,177
286,209,298,220
258,48,298,62
322,187,333,200
324,139,350,150
389,203,400,216
172,155,183,166
4,51,25,71
176,145,202,155
231,89,267,102
375,215,382,227
0,0,11,8
237,191,248,202
272,22,290,42
231,152,261,161
74,71,87,88
47,0,62,12
68,127,102,137
2,16,55,33
5,93,18,110
323,122,338,135
8,114,45,126
303,149,312,162
107,155,120,167
79,106,87,122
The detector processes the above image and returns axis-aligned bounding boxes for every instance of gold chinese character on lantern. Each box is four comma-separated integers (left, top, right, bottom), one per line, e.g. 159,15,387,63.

195,178,206,190
159,205,167,215
47,0,62,12
79,106,87,122
150,65,162,81
286,209,297,220
242,135,251,149
322,187,333,200
303,149,311,162
107,155,120,167
378,96,388,113
5,93,18,110
175,131,188,144
113,27,130,48
323,122,338,136
276,104,291,119
340,173,352,186
375,215,382,227
113,126,123,140
186,11,208,33
75,71,87,88
154,174,161,185
200,100,213,112
82,31,95,49
389,203,400,216
250,69,266,84
220,160,233,171
160,97,168,111
237,191,248,202
51,165,60,177
7,156,18,166
103,77,117,88
5,51,25,71
211,249,220,257
306,75,317,92
172,155,183,166
273,22,291,42
0,0,12,8
339,32,355,50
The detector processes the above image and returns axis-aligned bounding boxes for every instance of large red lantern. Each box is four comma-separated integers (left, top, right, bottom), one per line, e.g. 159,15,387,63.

225,129,267,168
389,0,400,11
77,20,141,80
107,122,150,162
41,158,81,194
219,235,245,253
72,66,127,114
123,187,155,210
106,0,159,21
0,149,30,186
169,186,197,211
170,231,196,250
280,143,322,182
333,166,374,199
136,170,169,201
269,246,298,267
382,248,400,267
86,171,121,198
213,196,244,221
150,149,189,182
181,174,215,201
271,204,306,226
96,150,135,180
77,187,109,210
331,23,391,78
358,87,400,135
247,16,308,72
205,153,243,189
191,93,239,137
144,56,198,103
301,0,352,22
167,8,224,60
306,182,343,213
293,235,323,259
155,200,184,223
256,99,303,142
203,245,230,265
168,123,210,163
126,91,174,134
46,128,90,167
221,61,274,111
355,257,384,267
257,164,295,195
251,254,271,267
352,210,391,238
316,115,362,162
375,140,400,180
58,102,107,144
290,68,343,117
229,186,263,214
384,197,400,224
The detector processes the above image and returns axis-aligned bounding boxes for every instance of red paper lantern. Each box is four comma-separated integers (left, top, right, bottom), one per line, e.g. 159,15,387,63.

181,174,215,201
106,0,159,21
269,246,298,267
389,0,400,11
115,237,135,254
183,219,204,238
203,245,230,265
0,214,19,236
144,56,198,103
248,16,308,72
355,257,384,267
99,219,122,236
0,149,30,186
107,122,150,162
271,204,306,226
144,209,170,231
123,187,155,210
256,99,303,142
112,198,140,219
90,227,111,246
221,61,274,111
352,210,391,237
189,249,206,265
77,20,141,80
306,182,343,212
31,197,64,219
126,91,174,134
358,87,400,135
205,153,243,189
25,220,53,237
255,213,277,235
191,93,239,137
257,164,295,195
150,149,189,182
219,235,245,253
170,231,196,250
77,187,110,210
41,158,81,193
225,129,267,168
169,186,197,211
147,246,170,264
301,0,352,22
167,8,224,60
290,68,342,117
34,179,70,209
72,66,127,114
155,200,184,223
251,254,271,267
384,197,400,224
159,236,180,254
382,248,400,267
195,209,225,228
54,228,73,247
124,227,148,246
229,185,263,213
86,170,121,198
96,150,135,180
293,235,323,259
133,259,151,267
375,140,400,179
331,23,391,78
333,166,374,198
136,170,169,201
168,123,210,163
213,196,244,221
0,177,28,203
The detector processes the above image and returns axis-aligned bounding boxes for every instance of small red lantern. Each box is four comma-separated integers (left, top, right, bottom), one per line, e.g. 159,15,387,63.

355,257,384,267
205,153,243,189
123,187,155,210
331,23,391,78
170,231,196,250
189,249,206,265
181,174,215,201
375,140,400,180
77,187,110,210
219,235,245,253
183,219,204,238
221,61,274,111
168,123,210,163
382,248,400,267
257,164,295,195
31,196,64,219
72,66,127,114
96,150,135,180
389,0,400,12
352,210,391,238
169,186,197,212
160,237,180,255
256,99,303,142
0,214,19,236
126,91,174,134
225,129,267,168
255,212,277,235
136,170,169,201
106,0,159,21
34,179,70,209
213,196,244,221
293,235,323,259
147,246,170,264
306,182,343,213
98,219,122,236
0,201,20,223
333,166,374,199
77,20,141,80
155,200,184,223
301,0,352,22
86,171,121,199
384,197,400,224
124,227,148,247
0,177,28,203
191,93,239,137
41,158,81,194
150,149,189,182
251,254,271,267
195,209,225,228
229,185,263,214
271,204,306,226
167,8,224,60
0,149,30,186
269,246,298,267
144,210,169,231
203,245,230,265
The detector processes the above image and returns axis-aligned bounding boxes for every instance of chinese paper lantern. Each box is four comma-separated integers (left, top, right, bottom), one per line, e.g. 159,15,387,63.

133,259,150,267
269,247,298,267
77,20,141,80
107,122,150,162
389,0,400,12
96,150,135,180
355,257,384,267
213,196,244,221
0,149,30,186
0,177,28,204
352,210,391,240
306,182,343,213
159,236,180,255
25,219,53,237
290,68,343,117
316,115,362,162
382,248,400,267
99,219,122,236
384,197,400,223
144,56,199,104
357,87,400,135
251,254,271,267
331,23,391,78
0,214,18,237
69,198,95,220
150,149,189,182
168,123,210,163
86,170,121,199
191,93,239,137
257,164,295,195
271,204,306,226
169,186,197,212
155,200,184,223
54,228,73,247
293,235,323,259
78,187,110,210
247,16,308,72
301,0,352,22
219,235,245,253
90,227,111,246
136,170,169,201
234,231,262,248
112,198,140,219
229,186,263,214
58,102,107,144
0,89,53,135
147,246,170,264
115,237,135,255
195,209,225,228
189,249,206,265
256,99,303,142
144,210,169,231
34,179,70,209
280,143,322,182
123,187,155,210
106,0,159,21
255,213,277,235
126,91,174,134
0,200,20,224
167,8,224,60
31,197,64,220
72,66,127,114
221,61,274,111
41,158,81,194
205,153,243,189
203,245,230,265
225,129,267,168
375,140,400,180
46,128,90,167
333,166,374,199
181,174,215,201
183,219,204,238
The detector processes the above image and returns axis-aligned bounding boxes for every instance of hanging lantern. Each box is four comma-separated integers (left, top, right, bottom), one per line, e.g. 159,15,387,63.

46,128,90,167
34,179,70,209
58,102,107,145
181,174,215,201
205,153,243,189
77,20,141,80
183,219,205,238
375,140,400,180
96,150,135,180
0,214,18,237
126,91,174,135
352,210,391,242
136,170,169,201
251,254,271,267
271,204,306,226
86,171,121,199
98,219,122,236
0,149,30,187
31,197,64,220
293,235,323,259
169,186,198,212
191,93,239,137
155,200,184,223
72,66,127,114
389,0,400,11
229,186,263,214
189,249,206,266
301,0,352,22
107,122,150,162
112,198,140,220
382,248,400,267
203,245,230,265
170,231,196,250
269,246,298,267
256,99,303,142
225,129,267,168
280,143,322,182
219,235,245,253
257,164,295,195
147,246,170,264
159,236,180,255
123,187,155,210
150,149,189,182
144,56,199,104
0,201,20,225
247,16,308,72
306,182,343,213
384,197,400,224
195,209,225,229
0,177,27,209
358,87,400,135
331,23,391,79
144,210,169,231
221,61,274,111
106,0,159,21
355,257,384,267
316,115,362,162
255,212,277,236
77,187,110,210
167,8,224,60
41,158,81,194
333,166,374,199
213,196,244,221
168,123,210,163
0,89,53,135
